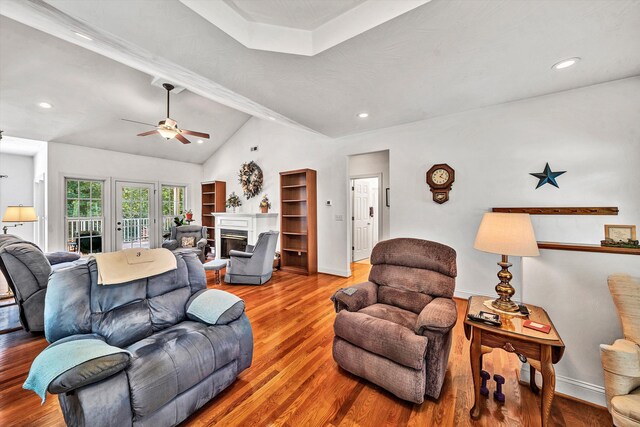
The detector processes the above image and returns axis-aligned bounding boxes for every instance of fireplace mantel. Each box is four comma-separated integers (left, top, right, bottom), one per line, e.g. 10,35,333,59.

213,212,279,259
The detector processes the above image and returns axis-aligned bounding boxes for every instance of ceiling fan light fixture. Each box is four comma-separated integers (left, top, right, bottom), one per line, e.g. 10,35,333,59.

158,127,178,139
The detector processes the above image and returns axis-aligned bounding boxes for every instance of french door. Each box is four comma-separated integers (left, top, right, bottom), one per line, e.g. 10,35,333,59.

115,181,156,251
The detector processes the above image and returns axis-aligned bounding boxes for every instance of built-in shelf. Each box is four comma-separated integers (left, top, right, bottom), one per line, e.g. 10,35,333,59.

280,168,317,275
537,241,640,255
201,181,226,246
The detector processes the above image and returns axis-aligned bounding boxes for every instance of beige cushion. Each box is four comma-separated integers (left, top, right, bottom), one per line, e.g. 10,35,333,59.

611,388,640,426
181,236,195,248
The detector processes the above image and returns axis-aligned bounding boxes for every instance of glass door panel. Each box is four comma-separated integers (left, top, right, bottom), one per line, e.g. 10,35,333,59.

115,182,155,251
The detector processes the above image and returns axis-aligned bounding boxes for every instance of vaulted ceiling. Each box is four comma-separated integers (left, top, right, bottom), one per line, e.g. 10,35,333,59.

1,0,639,163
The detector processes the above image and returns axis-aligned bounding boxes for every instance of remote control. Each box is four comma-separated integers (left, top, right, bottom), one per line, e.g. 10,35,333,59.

518,304,530,316
467,313,501,327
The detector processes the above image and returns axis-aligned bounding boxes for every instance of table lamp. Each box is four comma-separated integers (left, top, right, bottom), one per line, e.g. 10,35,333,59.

473,212,540,312
2,205,38,234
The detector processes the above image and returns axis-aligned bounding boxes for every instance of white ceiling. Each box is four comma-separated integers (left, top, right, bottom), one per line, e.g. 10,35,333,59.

0,17,251,164
1,0,639,157
224,0,366,30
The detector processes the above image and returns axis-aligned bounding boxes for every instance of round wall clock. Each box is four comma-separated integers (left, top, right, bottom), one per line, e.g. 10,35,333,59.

426,163,455,204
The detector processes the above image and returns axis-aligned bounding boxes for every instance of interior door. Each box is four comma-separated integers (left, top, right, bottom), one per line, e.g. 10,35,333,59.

352,179,372,261
115,181,156,251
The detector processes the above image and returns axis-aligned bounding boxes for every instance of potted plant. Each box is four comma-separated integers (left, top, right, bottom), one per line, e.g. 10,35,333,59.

226,192,242,213
259,194,271,214
184,209,193,221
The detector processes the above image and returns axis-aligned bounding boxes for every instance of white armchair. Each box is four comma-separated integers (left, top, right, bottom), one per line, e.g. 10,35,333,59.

601,274,640,427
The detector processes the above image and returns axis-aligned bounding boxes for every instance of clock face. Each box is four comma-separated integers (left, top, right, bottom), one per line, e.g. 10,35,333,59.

431,169,450,185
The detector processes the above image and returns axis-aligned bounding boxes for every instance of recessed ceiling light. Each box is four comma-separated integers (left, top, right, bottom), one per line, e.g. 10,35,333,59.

197,139,204,144
74,32,93,41
37,102,52,109
357,112,369,118
268,116,276,121
552,57,580,70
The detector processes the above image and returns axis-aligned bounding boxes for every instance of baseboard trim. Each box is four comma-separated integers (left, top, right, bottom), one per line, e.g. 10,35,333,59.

520,365,606,407
318,267,351,278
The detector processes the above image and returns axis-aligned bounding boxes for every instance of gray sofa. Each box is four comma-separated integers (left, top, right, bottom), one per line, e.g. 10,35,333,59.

43,251,253,427
0,234,81,332
162,225,209,262
225,231,279,285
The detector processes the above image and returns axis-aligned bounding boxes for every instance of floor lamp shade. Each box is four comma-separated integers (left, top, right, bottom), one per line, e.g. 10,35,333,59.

473,212,539,312
2,205,38,223
474,213,539,257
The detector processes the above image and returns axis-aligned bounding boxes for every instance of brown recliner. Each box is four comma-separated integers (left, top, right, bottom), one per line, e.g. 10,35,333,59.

331,238,457,403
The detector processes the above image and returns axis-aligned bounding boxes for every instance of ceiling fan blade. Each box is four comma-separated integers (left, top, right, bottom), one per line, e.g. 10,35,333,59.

181,130,210,139
137,130,159,137
122,118,157,127
175,133,191,144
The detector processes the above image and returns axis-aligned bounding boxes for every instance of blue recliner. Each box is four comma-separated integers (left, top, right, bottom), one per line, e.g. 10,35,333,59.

0,234,81,332
41,251,253,427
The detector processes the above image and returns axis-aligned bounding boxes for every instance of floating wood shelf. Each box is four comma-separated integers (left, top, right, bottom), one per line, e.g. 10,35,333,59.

492,207,619,215
537,241,640,255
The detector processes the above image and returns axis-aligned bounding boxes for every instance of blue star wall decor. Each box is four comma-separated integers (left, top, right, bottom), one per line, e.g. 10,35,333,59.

530,163,566,189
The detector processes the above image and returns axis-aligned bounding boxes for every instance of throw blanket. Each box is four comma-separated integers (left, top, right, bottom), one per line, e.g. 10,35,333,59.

187,289,244,325
94,248,177,285
23,339,130,403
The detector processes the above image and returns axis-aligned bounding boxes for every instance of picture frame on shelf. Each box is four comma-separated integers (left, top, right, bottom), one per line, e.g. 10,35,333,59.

604,224,636,242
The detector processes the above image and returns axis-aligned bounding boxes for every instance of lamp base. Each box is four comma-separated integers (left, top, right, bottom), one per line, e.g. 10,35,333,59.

491,297,519,313
491,257,521,313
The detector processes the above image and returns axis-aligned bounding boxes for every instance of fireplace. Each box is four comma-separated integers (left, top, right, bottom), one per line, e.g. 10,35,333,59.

213,213,279,260
220,229,248,259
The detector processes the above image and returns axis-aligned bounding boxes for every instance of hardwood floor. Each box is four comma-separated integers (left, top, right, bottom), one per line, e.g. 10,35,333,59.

0,263,612,426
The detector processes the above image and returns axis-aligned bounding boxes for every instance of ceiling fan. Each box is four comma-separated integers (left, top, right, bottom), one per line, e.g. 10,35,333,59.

122,83,209,144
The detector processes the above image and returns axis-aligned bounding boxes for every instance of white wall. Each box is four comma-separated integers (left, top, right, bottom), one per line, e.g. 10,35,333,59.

0,153,35,242
349,150,390,240
202,77,640,404
47,142,203,252
0,153,36,295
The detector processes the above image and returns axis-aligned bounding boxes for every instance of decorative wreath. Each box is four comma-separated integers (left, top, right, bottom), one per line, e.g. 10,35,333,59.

238,161,263,199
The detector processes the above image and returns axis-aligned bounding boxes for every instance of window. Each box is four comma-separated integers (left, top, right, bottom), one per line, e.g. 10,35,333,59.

161,185,186,233
65,178,104,254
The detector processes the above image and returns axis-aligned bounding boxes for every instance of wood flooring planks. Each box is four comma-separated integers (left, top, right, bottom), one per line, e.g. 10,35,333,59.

0,262,612,426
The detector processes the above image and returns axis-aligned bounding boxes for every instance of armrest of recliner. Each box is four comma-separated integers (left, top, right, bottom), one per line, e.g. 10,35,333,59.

229,250,253,258
331,281,378,313
196,238,208,249
24,334,131,402
45,252,81,265
601,339,640,377
162,239,178,250
416,297,457,335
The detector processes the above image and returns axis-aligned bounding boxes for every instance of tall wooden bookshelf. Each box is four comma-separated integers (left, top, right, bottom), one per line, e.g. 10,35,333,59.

280,169,317,275
201,181,226,247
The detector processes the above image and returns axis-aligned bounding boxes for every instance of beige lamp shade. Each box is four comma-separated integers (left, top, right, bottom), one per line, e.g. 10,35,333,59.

2,205,38,223
474,212,540,257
